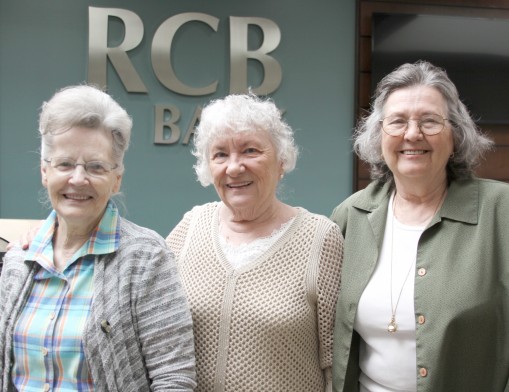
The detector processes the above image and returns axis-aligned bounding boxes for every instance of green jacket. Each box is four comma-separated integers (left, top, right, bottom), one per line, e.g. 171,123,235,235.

331,178,509,392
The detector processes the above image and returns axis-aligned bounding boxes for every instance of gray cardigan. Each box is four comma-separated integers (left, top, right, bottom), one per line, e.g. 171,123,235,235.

0,217,196,391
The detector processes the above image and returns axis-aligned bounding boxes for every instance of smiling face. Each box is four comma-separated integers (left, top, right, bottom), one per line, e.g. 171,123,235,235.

208,129,283,219
41,126,122,232
381,85,454,189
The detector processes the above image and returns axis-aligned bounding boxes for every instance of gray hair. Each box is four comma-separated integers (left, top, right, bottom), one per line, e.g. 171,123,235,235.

193,93,298,186
355,61,493,184
39,85,132,171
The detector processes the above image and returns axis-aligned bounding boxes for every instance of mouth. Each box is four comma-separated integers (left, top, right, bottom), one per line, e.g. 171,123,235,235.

64,193,92,201
400,150,428,155
226,181,253,189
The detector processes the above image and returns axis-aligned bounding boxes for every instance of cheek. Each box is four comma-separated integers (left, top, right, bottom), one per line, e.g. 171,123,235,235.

45,177,60,191
380,139,392,160
447,136,455,155
437,133,454,157
211,166,225,182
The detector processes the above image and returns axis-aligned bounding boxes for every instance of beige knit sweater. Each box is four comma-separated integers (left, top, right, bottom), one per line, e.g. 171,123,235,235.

166,202,343,392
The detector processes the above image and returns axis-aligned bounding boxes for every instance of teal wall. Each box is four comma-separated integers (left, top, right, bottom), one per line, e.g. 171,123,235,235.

0,0,356,236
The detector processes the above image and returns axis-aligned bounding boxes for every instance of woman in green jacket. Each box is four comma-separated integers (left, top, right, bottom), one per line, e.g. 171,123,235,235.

331,61,509,391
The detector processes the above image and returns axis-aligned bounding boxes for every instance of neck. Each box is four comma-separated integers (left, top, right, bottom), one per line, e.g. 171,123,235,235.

220,200,296,244
394,171,447,203
52,218,97,271
393,181,448,226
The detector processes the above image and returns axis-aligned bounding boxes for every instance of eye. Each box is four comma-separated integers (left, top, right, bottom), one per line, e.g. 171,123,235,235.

54,159,75,171
387,117,406,126
421,117,440,125
211,151,227,160
86,161,108,175
244,147,259,154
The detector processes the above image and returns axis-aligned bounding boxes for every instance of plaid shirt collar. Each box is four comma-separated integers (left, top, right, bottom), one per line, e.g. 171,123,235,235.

25,200,120,275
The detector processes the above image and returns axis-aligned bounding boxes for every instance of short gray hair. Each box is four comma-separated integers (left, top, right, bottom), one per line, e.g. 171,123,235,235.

39,85,132,171
193,93,298,186
355,61,493,184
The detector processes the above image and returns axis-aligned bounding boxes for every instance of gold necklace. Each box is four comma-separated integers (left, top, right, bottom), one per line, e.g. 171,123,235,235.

387,189,446,333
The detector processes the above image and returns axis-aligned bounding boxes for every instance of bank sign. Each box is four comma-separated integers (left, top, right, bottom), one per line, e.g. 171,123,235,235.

87,7,283,145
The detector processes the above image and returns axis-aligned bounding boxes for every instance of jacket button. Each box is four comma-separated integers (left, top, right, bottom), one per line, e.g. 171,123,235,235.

418,267,427,276
101,319,111,334
418,315,426,325
419,367,428,377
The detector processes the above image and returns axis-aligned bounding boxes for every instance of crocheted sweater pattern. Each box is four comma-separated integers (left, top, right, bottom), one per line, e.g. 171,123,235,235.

167,202,343,392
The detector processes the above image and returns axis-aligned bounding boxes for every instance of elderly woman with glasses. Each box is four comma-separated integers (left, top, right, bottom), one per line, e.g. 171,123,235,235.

0,85,196,391
331,61,509,391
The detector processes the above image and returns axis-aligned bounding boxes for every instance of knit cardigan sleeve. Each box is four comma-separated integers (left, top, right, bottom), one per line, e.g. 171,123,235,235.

312,216,344,391
0,246,37,392
166,208,194,261
166,204,210,268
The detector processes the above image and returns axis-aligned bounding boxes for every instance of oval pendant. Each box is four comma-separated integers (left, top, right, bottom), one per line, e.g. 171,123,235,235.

387,319,397,333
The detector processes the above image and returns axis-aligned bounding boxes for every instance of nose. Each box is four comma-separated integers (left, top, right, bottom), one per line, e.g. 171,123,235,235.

68,164,90,184
225,155,245,177
404,119,423,141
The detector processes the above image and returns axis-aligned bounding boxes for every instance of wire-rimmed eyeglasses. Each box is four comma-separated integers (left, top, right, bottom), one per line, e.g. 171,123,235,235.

380,114,449,136
43,157,118,177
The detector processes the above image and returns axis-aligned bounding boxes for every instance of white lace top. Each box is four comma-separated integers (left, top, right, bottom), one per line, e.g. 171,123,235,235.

219,217,296,269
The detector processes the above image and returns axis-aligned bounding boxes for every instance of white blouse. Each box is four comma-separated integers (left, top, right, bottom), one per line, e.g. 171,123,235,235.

219,217,296,269
354,193,424,392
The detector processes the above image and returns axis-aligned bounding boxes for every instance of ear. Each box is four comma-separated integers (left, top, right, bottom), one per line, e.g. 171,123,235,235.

112,173,123,194
41,161,48,188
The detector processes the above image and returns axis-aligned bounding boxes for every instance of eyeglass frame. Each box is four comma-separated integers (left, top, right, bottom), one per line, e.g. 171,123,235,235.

43,157,119,177
379,115,450,136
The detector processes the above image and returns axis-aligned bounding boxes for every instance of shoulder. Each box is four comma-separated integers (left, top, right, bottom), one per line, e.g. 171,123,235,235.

476,177,509,197
469,178,509,214
452,177,509,190
295,208,343,240
331,181,390,220
166,202,219,250
105,219,179,283
2,246,30,275
173,202,219,231
298,208,337,228
0,247,33,301
118,217,166,249
114,218,177,271
449,177,509,207
178,202,220,225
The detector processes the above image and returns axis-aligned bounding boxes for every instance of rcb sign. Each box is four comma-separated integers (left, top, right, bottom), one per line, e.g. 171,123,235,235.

87,7,283,144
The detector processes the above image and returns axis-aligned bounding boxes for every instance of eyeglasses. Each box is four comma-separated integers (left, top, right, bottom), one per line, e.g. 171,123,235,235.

380,114,449,136
43,157,118,177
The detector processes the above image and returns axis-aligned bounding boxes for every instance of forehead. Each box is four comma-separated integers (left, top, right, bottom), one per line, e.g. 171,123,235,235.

49,127,113,155
209,128,273,147
384,85,447,115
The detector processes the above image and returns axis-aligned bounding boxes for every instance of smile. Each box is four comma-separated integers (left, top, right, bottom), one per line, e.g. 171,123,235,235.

401,150,427,155
64,193,92,200
226,181,252,188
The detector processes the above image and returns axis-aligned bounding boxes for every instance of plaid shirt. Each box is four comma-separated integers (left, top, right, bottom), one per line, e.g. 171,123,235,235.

12,201,120,391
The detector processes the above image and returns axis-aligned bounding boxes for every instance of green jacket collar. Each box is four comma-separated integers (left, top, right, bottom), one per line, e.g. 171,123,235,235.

351,179,479,225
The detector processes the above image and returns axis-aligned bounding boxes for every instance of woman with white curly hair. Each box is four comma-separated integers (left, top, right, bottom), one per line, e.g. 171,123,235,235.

167,93,343,392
